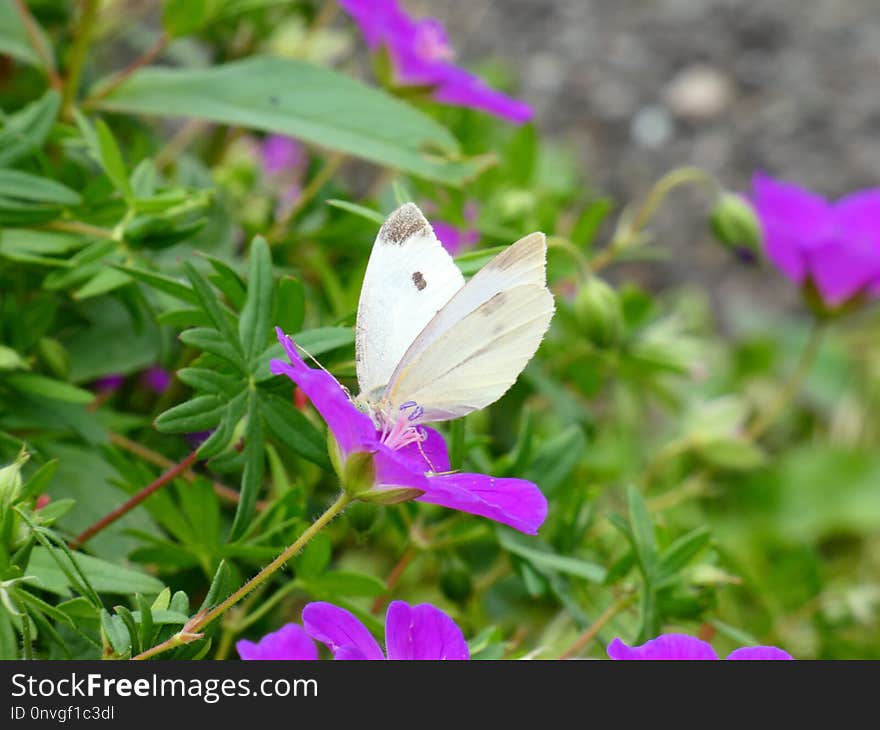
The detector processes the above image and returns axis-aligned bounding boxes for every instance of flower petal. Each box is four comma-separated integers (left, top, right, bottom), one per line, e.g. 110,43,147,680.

433,67,534,125
271,327,375,456
302,602,384,660
418,472,547,534
607,634,719,660
236,623,318,660
385,601,469,660
751,172,834,285
808,189,880,306
394,426,450,474
726,646,793,660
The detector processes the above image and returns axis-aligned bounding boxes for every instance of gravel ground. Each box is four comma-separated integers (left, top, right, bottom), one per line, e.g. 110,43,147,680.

425,0,880,317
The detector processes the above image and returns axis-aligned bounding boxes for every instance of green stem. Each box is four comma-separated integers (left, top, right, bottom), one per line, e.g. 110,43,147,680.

131,493,352,660
746,320,826,440
62,0,100,119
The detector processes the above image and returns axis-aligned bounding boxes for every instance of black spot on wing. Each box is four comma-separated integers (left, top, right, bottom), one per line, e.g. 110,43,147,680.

379,203,429,245
412,271,427,290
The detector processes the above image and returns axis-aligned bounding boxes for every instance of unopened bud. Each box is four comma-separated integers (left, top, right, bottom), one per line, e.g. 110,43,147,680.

0,449,28,506
709,192,762,258
574,276,624,348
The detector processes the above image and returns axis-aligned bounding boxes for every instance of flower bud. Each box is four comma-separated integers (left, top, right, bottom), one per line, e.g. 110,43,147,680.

709,192,762,258
574,276,624,348
440,566,472,603
0,449,28,506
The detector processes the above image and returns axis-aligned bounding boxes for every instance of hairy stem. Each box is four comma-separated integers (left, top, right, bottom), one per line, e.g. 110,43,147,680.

86,33,168,103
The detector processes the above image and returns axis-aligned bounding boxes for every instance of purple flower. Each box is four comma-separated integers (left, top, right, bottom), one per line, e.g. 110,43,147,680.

304,600,469,660
270,327,547,534
751,172,880,308
339,0,533,124
432,202,480,256
608,634,793,661
236,623,318,661
237,601,468,661
142,366,172,394
260,135,306,178
92,374,125,393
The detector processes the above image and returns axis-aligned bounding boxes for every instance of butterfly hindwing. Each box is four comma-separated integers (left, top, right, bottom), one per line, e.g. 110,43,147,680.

385,232,554,421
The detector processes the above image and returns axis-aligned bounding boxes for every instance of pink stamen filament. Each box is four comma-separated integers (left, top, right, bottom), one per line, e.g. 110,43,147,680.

380,415,425,451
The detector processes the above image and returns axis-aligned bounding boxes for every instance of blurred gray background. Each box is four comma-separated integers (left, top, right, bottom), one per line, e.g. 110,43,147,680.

426,0,880,316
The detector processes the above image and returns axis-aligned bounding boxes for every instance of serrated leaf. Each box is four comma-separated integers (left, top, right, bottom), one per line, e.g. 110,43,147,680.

179,327,245,370
177,367,243,397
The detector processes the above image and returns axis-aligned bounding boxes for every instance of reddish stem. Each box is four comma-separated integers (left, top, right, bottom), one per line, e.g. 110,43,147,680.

371,547,416,614
70,450,199,549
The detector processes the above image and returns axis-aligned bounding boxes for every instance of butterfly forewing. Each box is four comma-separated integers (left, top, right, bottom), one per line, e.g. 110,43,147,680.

355,203,464,401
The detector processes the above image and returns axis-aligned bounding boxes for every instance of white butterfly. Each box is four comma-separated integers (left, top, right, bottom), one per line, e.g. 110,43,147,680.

353,203,555,441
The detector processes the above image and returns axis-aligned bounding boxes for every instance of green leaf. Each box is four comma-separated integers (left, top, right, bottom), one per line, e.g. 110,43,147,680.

162,0,226,37
73,267,131,300
94,57,483,185
198,559,236,612
202,254,246,309
497,530,606,583
238,236,274,364
179,327,245,370
177,367,243,397
326,199,385,225
0,344,29,371
78,114,133,200
6,373,94,404
694,438,766,471
101,609,131,656
0,89,62,166
274,276,305,334
229,394,264,541
114,264,198,304
197,390,247,459
259,391,331,470
310,570,385,598
0,2,42,66
627,484,658,580
0,169,81,206
155,394,225,433
183,261,243,354
657,527,711,583
294,531,331,579
26,546,165,596
523,426,586,495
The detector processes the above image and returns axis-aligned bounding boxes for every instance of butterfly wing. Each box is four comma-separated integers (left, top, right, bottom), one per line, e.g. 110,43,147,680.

355,203,465,401
385,232,554,421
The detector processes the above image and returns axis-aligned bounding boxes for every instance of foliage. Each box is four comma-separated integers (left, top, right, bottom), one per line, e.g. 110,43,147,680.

0,0,877,661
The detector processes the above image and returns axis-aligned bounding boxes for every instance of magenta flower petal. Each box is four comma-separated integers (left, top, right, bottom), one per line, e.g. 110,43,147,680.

236,623,318,660
385,601,469,660
808,189,880,305
418,472,548,535
270,327,375,456
607,634,720,660
302,602,384,660
261,135,305,177
143,366,172,394
434,67,534,125
339,0,532,124
751,171,834,285
726,646,794,660
395,426,451,473
432,220,465,256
